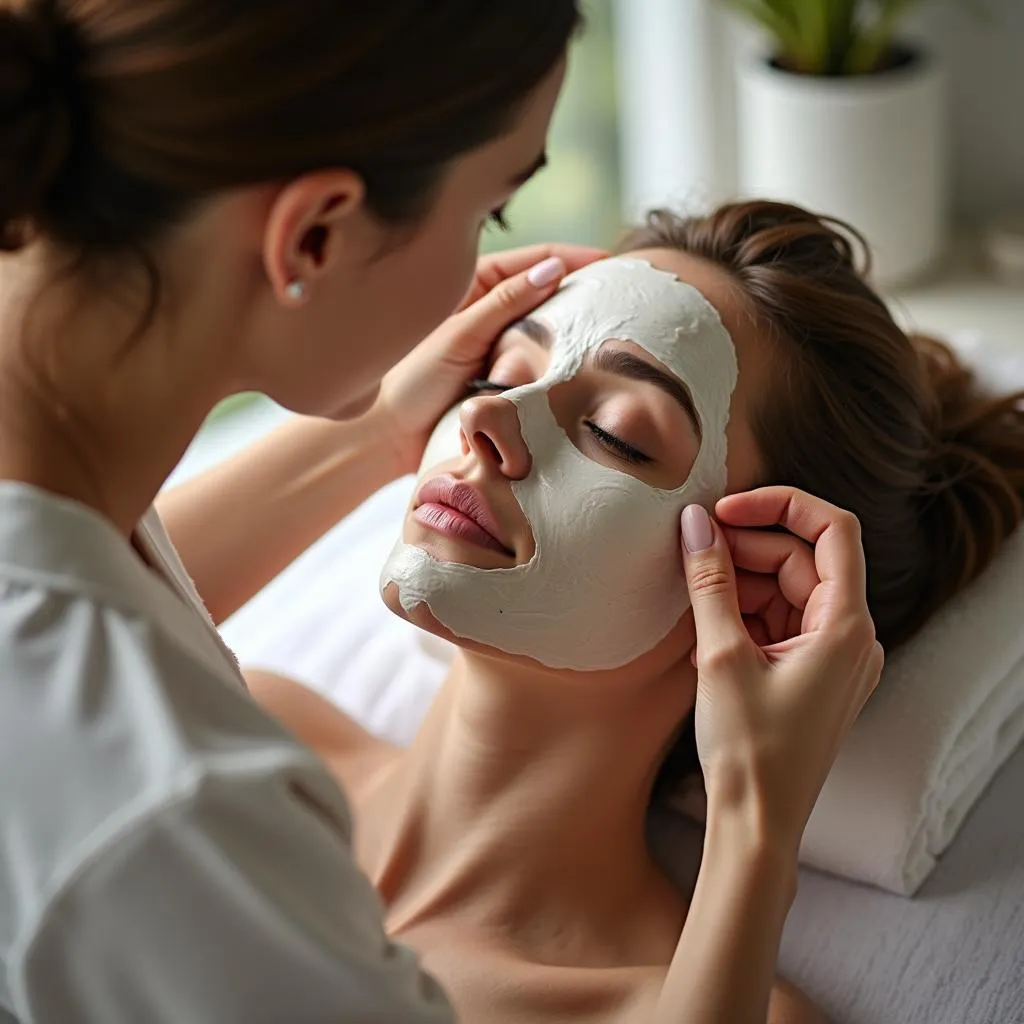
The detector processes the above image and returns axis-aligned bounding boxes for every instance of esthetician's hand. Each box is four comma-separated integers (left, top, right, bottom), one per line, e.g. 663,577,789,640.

679,487,884,848
376,243,606,474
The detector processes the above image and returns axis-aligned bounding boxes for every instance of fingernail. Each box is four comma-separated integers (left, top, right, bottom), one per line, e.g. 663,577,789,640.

682,505,714,554
527,256,565,288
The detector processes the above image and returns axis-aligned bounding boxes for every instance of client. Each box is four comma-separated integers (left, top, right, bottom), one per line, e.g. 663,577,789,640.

249,201,1024,1023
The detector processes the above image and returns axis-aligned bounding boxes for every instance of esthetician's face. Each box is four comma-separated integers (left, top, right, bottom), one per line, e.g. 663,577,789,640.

382,249,770,675
243,61,565,420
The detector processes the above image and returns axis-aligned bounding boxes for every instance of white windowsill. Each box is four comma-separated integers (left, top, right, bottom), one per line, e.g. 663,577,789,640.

885,237,1024,356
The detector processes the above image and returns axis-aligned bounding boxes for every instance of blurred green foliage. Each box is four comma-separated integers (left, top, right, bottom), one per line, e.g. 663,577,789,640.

481,0,621,253
720,0,976,76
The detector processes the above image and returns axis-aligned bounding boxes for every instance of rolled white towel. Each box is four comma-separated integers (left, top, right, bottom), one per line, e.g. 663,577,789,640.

797,525,1024,893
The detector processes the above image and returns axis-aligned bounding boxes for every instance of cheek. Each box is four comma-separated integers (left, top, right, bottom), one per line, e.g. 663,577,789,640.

343,218,478,371
418,405,464,473
723,418,765,495
400,213,480,326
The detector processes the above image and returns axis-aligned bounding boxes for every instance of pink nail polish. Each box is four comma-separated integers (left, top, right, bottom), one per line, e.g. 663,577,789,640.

527,256,565,288
682,505,714,554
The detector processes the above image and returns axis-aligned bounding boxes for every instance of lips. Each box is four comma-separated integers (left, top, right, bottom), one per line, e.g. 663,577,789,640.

414,475,514,557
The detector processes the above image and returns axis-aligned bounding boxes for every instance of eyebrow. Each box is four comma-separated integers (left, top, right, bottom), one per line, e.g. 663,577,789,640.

593,348,702,439
510,316,551,347
508,150,548,188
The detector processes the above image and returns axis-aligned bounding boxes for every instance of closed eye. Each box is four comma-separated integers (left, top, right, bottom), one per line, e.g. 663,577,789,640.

467,381,652,466
584,421,652,465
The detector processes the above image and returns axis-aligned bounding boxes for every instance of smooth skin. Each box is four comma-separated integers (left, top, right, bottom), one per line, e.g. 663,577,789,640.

249,248,883,1023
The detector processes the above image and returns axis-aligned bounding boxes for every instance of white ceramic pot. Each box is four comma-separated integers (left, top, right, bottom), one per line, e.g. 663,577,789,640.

737,47,947,287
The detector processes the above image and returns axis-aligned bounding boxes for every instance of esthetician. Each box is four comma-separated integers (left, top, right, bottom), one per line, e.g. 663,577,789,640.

0,2,882,1023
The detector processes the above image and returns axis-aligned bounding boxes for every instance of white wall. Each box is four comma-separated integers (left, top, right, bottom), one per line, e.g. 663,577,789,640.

909,0,1024,224
614,0,1024,227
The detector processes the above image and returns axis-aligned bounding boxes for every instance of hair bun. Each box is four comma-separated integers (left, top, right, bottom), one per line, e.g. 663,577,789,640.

0,5,75,251
916,333,1024,615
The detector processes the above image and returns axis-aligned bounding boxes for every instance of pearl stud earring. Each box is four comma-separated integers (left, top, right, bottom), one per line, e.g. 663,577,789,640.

285,279,307,303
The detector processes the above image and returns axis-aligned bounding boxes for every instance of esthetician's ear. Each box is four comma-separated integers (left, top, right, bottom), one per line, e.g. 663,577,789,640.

263,170,367,305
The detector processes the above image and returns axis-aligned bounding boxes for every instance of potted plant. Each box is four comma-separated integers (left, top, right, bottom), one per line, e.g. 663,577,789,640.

726,0,951,285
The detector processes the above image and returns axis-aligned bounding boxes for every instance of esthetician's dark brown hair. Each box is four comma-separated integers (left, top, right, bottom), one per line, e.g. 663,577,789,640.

0,0,580,253
629,201,1024,795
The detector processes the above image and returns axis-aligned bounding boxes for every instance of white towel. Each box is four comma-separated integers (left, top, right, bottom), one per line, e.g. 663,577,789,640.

222,331,1024,897
798,526,1024,893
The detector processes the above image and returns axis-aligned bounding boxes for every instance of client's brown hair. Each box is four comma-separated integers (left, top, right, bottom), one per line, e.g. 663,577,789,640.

630,201,1024,796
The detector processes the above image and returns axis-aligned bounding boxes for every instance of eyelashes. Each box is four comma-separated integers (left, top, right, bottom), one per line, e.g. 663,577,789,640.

584,421,651,465
462,380,652,465
488,206,512,233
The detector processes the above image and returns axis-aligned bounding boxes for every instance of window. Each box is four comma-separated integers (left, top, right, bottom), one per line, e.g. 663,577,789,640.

482,0,620,254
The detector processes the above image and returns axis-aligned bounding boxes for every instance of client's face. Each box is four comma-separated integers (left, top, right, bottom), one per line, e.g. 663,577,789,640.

381,250,766,674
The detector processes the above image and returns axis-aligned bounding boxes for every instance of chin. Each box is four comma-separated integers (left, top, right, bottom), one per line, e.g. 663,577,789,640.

380,579,407,621
381,580,462,648
380,580,571,676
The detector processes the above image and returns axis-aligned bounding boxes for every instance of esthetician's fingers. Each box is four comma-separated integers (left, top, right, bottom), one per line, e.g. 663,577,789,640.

735,570,804,646
716,486,869,625
722,525,819,614
459,243,607,309
742,614,772,648
431,256,570,369
378,255,574,473
692,593,770,663
680,505,757,670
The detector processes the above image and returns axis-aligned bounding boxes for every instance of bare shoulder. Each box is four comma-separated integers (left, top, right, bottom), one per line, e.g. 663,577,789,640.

244,668,399,790
770,976,827,1024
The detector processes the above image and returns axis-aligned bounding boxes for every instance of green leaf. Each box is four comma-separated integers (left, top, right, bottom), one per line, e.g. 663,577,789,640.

719,0,985,78
825,0,860,74
719,0,808,69
845,0,923,74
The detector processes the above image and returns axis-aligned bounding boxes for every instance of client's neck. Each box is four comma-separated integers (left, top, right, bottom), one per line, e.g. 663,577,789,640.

364,648,695,960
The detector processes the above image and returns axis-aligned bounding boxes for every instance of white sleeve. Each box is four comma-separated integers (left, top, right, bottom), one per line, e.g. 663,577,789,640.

13,765,454,1024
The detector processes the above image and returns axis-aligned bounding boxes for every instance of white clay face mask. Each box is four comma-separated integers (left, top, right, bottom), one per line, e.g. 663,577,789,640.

381,257,738,671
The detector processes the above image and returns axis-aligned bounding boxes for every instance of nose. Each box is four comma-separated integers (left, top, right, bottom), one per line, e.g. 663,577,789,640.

459,396,532,480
